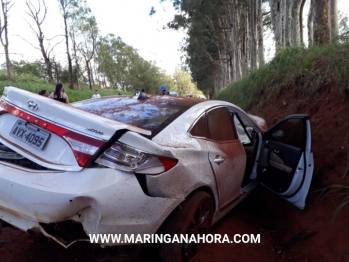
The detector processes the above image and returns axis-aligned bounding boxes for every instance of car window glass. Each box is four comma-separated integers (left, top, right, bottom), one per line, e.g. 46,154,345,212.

207,107,236,141
267,118,304,148
73,96,204,138
233,114,251,144
190,113,206,137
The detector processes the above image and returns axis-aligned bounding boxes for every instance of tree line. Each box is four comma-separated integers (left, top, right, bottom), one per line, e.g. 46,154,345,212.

0,0,202,96
158,0,348,97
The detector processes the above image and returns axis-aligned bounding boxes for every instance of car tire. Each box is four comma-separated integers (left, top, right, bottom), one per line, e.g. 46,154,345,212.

158,191,214,262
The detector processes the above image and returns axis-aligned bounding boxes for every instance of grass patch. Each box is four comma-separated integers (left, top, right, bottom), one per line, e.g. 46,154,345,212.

316,184,349,228
214,42,349,110
0,73,131,102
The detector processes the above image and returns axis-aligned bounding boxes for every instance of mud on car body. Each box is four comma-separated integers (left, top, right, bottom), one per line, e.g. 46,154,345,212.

0,86,314,262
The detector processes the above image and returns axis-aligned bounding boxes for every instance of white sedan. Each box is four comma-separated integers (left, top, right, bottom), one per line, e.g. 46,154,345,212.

0,86,313,262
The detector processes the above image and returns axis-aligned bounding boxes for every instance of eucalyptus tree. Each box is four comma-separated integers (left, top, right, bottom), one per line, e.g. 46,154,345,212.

69,27,81,88
172,68,199,96
0,0,14,80
269,0,306,52
164,0,230,95
69,0,93,89
329,0,338,43
308,0,330,45
57,0,89,89
76,15,98,89
161,0,266,96
128,54,174,95
95,34,172,93
95,35,130,90
25,0,60,83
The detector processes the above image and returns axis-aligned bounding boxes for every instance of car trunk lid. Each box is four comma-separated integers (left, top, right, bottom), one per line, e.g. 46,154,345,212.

0,86,151,171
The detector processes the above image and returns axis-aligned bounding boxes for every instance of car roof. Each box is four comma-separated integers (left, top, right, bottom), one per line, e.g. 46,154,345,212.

73,95,209,138
74,95,207,108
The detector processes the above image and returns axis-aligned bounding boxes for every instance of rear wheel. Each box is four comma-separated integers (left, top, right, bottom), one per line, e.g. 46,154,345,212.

158,191,214,262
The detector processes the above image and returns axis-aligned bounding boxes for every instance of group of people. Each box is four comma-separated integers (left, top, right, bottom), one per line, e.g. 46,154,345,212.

133,85,172,96
38,83,70,104
38,84,103,104
39,84,173,104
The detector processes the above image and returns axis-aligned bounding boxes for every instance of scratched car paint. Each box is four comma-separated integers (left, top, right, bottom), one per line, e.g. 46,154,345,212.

0,86,314,262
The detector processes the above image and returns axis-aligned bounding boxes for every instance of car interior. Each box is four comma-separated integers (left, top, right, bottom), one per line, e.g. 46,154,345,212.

231,113,260,187
257,118,305,193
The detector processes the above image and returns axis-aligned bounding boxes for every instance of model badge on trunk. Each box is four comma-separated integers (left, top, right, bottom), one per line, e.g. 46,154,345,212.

87,128,103,135
27,100,39,111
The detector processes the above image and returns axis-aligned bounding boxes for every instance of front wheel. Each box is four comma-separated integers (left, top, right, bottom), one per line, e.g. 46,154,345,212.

158,191,214,262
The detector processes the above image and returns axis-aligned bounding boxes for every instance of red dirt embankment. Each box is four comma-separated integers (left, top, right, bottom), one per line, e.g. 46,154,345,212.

1,75,349,262
200,72,349,262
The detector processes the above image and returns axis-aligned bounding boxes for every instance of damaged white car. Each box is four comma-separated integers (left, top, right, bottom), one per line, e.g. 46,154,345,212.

0,86,313,262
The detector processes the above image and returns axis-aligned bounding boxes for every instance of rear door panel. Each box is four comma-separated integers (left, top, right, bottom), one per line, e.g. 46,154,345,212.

205,107,246,210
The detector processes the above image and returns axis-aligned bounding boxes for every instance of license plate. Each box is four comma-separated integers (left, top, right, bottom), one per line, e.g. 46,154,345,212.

9,120,50,150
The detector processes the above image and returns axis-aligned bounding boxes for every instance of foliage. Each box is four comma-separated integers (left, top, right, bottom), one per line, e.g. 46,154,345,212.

172,67,203,97
0,70,131,102
166,0,226,97
316,184,349,228
214,41,349,110
95,34,174,94
10,60,47,80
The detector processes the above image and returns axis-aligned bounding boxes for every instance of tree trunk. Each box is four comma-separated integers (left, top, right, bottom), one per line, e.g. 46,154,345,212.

270,0,282,52
328,0,338,43
26,0,54,83
250,0,258,70
299,0,306,44
291,0,306,46
39,38,54,83
270,0,305,50
308,0,314,46
4,44,11,79
257,0,265,67
53,60,60,82
65,24,74,88
70,30,80,90
61,3,74,89
312,0,330,45
241,4,249,76
0,0,12,80
86,60,92,89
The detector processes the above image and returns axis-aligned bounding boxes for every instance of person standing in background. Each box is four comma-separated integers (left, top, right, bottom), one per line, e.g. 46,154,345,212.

160,85,167,96
92,89,101,99
49,83,69,104
38,90,49,97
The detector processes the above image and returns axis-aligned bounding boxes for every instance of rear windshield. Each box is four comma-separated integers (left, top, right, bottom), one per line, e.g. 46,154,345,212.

73,96,204,138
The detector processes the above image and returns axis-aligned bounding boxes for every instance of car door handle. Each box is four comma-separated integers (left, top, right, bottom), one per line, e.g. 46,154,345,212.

214,156,225,164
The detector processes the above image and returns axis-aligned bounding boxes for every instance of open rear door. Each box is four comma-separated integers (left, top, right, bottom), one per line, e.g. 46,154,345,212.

257,115,314,209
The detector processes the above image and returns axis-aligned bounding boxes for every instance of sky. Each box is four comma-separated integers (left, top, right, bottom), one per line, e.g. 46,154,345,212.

2,0,186,76
1,0,348,77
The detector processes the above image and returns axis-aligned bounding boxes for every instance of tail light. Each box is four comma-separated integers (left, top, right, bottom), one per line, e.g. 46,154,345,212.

0,100,105,167
96,142,178,174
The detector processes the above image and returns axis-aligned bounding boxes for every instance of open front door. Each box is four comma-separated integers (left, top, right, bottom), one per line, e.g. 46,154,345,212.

257,115,314,209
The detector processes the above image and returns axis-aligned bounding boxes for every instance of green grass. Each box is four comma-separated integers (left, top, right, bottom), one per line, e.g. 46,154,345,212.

316,184,349,229
0,72,131,102
214,42,349,110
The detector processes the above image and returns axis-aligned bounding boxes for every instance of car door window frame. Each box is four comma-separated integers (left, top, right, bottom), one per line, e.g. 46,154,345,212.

232,113,253,145
206,106,237,143
188,112,207,139
188,106,238,143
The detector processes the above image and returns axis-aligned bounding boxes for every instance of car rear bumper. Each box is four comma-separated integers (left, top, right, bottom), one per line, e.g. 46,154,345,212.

0,161,183,247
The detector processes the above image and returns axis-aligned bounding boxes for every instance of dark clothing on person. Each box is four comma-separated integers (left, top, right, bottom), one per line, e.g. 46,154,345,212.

54,97,67,103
